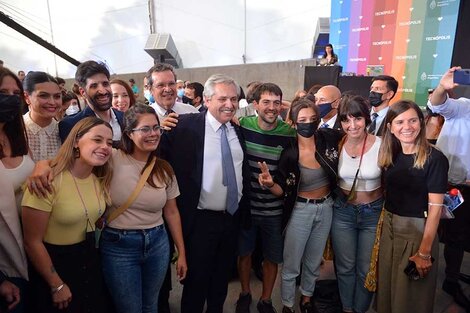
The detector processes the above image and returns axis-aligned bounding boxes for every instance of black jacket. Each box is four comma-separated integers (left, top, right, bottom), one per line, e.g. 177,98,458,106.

273,128,343,227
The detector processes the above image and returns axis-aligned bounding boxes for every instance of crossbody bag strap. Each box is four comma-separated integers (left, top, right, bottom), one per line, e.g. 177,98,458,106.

106,156,156,223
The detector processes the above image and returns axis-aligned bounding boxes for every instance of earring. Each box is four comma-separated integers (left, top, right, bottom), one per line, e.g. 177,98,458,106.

73,147,80,158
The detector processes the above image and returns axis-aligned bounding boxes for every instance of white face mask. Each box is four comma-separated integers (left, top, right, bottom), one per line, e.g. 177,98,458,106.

65,104,79,115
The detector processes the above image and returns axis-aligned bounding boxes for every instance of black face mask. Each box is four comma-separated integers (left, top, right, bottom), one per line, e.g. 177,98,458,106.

0,94,21,123
296,122,318,138
182,95,193,105
369,91,384,107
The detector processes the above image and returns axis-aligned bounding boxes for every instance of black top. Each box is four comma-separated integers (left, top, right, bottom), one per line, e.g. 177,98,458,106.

384,147,449,218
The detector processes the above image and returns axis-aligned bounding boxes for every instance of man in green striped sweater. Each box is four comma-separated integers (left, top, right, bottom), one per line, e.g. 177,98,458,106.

236,83,296,313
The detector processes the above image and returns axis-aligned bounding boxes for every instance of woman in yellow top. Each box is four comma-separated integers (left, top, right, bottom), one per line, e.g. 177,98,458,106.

22,117,114,313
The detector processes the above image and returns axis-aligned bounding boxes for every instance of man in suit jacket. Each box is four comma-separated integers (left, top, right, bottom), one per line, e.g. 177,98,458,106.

367,75,398,136
160,74,249,313
59,60,124,146
315,85,343,131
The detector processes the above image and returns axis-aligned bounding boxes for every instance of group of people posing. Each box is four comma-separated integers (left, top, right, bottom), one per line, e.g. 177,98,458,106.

0,60,467,313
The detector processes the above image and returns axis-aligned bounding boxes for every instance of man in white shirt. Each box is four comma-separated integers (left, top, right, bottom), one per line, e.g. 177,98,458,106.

160,74,248,313
315,85,342,130
428,66,470,312
146,63,198,129
367,75,398,136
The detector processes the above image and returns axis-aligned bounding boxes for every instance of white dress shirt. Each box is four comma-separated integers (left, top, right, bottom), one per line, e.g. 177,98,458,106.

428,97,470,184
319,114,337,129
198,111,243,211
151,101,198,120
369,106,389,135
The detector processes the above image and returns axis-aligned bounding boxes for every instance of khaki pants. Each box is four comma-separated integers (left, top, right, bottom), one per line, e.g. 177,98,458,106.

375,211,438,313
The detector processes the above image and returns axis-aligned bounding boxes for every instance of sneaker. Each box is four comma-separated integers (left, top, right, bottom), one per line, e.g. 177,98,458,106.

282,306,295,313
236,293,252,313
257,299,277,313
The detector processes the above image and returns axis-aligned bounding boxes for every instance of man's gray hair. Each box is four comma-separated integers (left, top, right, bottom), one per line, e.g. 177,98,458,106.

203,74,240,99
146,63,176,86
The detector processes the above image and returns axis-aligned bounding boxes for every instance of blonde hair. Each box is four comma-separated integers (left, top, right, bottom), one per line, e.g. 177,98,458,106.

51,117,113,204
378,100,430,169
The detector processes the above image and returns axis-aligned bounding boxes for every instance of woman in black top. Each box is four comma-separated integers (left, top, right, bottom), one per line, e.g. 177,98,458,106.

322,44,338,66
375,100,448,313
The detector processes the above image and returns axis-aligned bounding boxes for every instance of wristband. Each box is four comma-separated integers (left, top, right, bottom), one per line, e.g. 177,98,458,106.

266,182,275,188
417,251,432,260
51,283,64,294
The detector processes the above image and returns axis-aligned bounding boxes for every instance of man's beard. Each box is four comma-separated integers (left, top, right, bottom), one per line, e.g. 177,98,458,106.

86,92,112,112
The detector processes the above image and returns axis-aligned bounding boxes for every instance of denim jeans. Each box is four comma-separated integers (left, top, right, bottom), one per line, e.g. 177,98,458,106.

331,196,383,313
281,197,334,307
100,225,170,313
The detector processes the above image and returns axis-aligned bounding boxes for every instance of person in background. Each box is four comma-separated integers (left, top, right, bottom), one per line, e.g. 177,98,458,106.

129,78,139,99
143,76,154,105
315,85,342,130
22,117,114,313
55,77,66,93
111,79,135,113
17,71,25,83
236,81,262,118
0,84,33,312
428,66,470,311
367,75,398,136
62,91,81,117
331,95,383,313
176,80,185,102
72,83,87,111
321,44,338,66
375,100,448,313
184,82,205,112
258,98,342,313
22,71,62,161
100,104,186,313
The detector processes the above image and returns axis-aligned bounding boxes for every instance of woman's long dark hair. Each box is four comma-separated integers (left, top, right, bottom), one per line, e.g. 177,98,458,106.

0,67,29,158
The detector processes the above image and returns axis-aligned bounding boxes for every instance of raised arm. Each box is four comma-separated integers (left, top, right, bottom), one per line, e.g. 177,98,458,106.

430,66,461,106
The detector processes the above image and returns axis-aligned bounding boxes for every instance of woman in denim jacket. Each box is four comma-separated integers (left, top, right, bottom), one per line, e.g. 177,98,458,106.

258,98,343,313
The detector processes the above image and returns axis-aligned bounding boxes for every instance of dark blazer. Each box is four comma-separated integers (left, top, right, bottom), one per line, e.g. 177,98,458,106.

159,111,250,239
58,106,124,143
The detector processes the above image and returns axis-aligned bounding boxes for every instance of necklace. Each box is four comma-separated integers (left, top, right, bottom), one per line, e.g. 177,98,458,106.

70,170,103,231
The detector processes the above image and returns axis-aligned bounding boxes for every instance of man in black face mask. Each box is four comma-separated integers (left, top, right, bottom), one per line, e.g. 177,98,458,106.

314,85,342,130
367,75,398,136
59,60,125,147
184,82,205,112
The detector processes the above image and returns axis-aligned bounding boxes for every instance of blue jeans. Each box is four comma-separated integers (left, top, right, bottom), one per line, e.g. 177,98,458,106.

331,196,383,313
281,197,334,307
100,225,170,313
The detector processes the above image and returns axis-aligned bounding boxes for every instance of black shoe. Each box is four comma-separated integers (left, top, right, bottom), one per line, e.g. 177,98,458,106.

236,293,252,313
282,306,295,313
443,280,470,311
257,299,277,313
460,273,470,285
299,301,318,313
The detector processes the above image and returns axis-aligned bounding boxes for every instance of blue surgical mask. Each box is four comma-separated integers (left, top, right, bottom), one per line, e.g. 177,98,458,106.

318,102,332,119
144,90,155,103
177,89,185,98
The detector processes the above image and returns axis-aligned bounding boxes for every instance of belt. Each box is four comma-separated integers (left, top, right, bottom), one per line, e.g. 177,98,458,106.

297,194,331,204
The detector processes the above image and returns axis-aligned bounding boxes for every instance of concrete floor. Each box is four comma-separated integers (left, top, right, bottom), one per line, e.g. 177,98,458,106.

167,244,470,313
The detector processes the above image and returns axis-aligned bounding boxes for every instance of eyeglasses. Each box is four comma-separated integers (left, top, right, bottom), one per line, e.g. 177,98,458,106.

152,82,176,90
131,125,163,135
